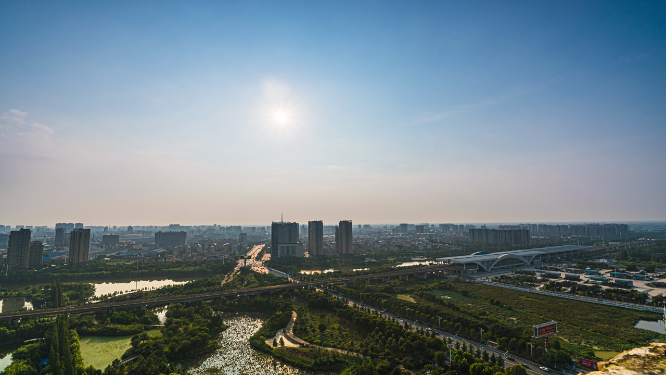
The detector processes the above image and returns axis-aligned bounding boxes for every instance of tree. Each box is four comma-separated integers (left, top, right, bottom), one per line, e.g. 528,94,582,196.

504,364,527,375
496,356,505,368
2,360,38,375
279,337,285,347
273,338,278,347
434,351,447,367
470,363,487,375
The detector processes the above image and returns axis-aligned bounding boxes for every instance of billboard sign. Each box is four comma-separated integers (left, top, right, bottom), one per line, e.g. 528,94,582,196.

533,321,558,338
579,358,598,370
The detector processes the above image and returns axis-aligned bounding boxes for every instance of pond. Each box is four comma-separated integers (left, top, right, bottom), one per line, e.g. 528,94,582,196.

190,315,332,375
635,319,665,334
0,344,21,372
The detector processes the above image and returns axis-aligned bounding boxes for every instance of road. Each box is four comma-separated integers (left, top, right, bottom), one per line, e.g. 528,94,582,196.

321,287,579,375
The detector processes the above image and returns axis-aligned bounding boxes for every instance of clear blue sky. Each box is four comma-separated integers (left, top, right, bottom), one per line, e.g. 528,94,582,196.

1,1,664,225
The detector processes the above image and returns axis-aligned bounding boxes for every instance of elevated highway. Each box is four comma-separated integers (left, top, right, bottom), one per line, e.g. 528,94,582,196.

0,263,453,321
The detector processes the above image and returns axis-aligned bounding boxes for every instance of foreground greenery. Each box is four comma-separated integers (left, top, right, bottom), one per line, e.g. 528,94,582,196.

1,314,99,375
332,277,662,364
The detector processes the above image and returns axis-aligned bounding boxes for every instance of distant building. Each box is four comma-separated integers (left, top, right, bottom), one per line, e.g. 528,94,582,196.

338,220,353,254
155,231,187,248
271,221,303,257
416,225,425,234
55,227,67,248
8,229,31,270
29,241,43,267
75,223,83,229
469,228,530,247
239,233,247,248
69,229,91,265
0,233,8,249
127,226,134,233
307,220,324,256
56,223,75,232
398,223,409,234
335,226,340,252
102,234,120,249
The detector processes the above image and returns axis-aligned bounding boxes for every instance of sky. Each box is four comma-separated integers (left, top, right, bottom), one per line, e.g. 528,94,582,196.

0,1,665,226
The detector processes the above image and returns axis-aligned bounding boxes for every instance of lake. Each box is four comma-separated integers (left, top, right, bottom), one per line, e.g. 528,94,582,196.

91,279,190,298
635,319,665,334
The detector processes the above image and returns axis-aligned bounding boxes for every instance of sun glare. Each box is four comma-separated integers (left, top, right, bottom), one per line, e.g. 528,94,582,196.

274,111,288,124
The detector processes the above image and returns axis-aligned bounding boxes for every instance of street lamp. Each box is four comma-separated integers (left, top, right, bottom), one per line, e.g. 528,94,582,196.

437,316,441,328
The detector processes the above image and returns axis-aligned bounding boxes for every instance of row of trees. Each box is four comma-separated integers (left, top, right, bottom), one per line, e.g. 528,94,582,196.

0,259,235,283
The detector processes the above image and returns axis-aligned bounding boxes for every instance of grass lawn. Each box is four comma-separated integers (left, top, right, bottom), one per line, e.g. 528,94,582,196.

80,329,162,370
396,294,416,303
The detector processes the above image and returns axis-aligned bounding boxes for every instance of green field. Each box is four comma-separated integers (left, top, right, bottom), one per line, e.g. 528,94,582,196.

79,329,162,370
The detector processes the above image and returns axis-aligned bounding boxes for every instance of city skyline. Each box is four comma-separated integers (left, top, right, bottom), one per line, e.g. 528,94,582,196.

1,1,665,225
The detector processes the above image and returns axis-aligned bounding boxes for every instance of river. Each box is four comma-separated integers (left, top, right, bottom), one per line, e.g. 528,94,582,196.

190,315,334,375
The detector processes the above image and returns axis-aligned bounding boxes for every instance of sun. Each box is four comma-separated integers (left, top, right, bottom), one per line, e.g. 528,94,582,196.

274,111,288,124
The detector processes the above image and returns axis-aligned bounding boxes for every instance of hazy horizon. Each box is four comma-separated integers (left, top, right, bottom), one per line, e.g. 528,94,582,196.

1,1,665,225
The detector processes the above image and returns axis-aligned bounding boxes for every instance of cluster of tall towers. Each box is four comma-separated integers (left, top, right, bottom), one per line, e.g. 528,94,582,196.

271,219,353,258
6,226,90,271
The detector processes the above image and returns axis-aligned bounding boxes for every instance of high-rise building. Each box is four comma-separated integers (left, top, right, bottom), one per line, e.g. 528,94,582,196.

75,223,83,229
398,223,409,234
155,231,187,248
56,223,75,232
127,226,134,233
29,241,43,268
102,234,120,249
469,229,530,247
271,221,303,257
0,233,8,249
7,229,31,270
69,228,91,265
335,226,340,252
307,220,324,256
55,227,67,248
416,225,425,234
239,233,247,248
338,220,353,254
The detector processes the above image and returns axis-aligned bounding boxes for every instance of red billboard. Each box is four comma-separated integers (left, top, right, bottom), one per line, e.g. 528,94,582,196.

579,358,598,370
533,321,558,338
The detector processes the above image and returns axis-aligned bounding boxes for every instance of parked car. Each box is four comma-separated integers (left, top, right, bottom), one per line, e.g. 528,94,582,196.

539,366,550,372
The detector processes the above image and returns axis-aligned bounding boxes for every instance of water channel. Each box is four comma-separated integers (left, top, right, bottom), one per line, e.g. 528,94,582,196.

190,315,334,375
